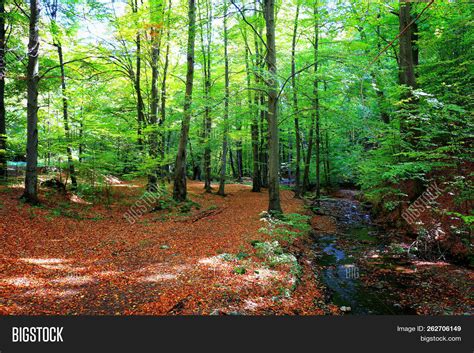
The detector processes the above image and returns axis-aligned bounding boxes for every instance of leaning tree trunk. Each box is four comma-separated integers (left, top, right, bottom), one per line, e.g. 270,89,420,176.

263,0,282,214
23,0,41,204
173,0,196,202
0,0,6,180
217,0,229,196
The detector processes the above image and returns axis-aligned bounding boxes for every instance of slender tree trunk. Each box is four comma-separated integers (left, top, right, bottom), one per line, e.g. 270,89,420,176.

148,0,165,191
229,146,237,178
173,0,196,202
263,0,282,214
324,129,330,186
313,1,321,202
79,118,84,163
131,0,145,150
259,94,268,188
291,1,300,196
302,116,314,192
23,0,41,204
245,42,260,192
218,0,229,196
198,0,213,192
56,43,77,189
160,0,172,180
0,0,6,180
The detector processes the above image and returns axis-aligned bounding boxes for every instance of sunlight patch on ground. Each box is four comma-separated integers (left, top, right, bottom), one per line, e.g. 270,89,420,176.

24,288,81,298
198,256,232,270
20,258,69,265
95,270,122,277
69,194,92,205
243,298,266,311
246,268,280,283
1,276,44,288
51,275,95,286
139,273,178,283
413,261,450,267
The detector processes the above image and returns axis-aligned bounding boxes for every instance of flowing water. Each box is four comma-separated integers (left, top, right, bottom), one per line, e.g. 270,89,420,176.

311,198,416,315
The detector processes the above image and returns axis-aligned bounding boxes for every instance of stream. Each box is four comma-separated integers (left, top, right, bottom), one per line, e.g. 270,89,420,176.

310,196,417,315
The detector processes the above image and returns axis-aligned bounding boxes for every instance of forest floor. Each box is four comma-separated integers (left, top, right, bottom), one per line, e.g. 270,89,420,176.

0,179,336,315
0,178,471,315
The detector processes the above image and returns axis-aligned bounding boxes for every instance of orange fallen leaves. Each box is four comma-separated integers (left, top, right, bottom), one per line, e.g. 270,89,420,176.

0,180,329,315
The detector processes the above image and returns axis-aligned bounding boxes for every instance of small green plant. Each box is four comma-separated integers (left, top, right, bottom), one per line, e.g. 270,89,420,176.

258,212,310,243
233,266,246,275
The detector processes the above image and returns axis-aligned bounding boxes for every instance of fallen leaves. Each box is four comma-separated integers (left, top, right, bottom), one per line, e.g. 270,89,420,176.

0,180,328,315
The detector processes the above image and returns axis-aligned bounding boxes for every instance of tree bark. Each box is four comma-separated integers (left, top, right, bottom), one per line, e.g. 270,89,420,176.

263,0,282,214
399,2,416,90
23,0,41,204
56,43,77,189
148,0,165,191
302,116,314,192
313,1,321,202
131,0,145,150
218,0,229,196
291,1,300,196
198,0,213,193
245,41,260,192
0,0,6,180
160,0,172,180
173,0,196,202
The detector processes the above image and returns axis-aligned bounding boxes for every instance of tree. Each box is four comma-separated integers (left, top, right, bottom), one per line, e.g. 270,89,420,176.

22,0,41,204
290,0,301,197
173,0,196,202
44,0,77,189
0,0,6,180
217,0,230,196
263,0,281,214
198,0,213,192
148,0,165,191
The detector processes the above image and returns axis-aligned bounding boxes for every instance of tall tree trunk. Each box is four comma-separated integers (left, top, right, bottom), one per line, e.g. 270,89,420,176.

23,0,40,204
399,2,416,91
218,0,229,196
291,1,300,196
160,0,172,180
263,0,282,214
259,93,268,188
173,0,196,202
0,0,6,180
245,42,260,192
313,1,321,202
302,116,314,192
56,43,77,189
198,0,212,192
148,0,165,191
131,0,145,150
229,146,237,178
324,129,330,186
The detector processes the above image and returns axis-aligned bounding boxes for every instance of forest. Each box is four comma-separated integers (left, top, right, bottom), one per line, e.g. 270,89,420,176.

0,0,472,315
